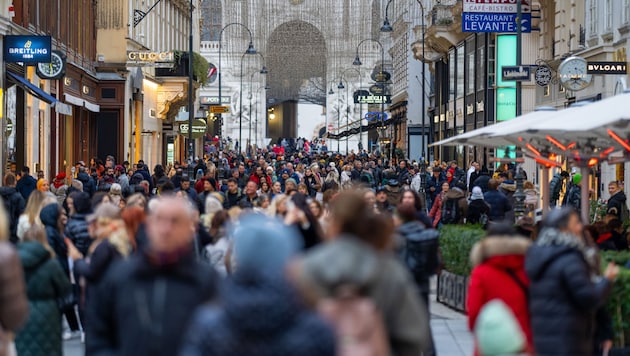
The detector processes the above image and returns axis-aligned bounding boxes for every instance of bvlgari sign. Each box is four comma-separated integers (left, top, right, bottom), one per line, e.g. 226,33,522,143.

587,62,627,75
127,51,174,67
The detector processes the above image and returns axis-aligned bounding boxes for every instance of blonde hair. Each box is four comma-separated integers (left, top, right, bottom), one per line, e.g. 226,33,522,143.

23,225,54,257
23,191,47,225
95,217,131,257
267,194,287,217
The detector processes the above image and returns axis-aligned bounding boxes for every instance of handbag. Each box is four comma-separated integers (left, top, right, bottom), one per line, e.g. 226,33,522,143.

56,290,77,313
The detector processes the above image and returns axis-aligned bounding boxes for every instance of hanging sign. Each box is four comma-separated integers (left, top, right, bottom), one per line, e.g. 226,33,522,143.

179,119,207,139
4,35,51,63
127,51,174,67
586,62,627,75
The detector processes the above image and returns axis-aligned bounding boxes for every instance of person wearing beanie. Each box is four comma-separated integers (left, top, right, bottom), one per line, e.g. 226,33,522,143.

109,183,123,207
467,186,491,225
181,214,335,356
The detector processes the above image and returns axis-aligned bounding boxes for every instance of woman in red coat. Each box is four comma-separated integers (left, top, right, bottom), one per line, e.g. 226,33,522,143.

466,227,533,355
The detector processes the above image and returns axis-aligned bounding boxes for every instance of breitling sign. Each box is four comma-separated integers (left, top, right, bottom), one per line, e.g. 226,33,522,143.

127,51,174,67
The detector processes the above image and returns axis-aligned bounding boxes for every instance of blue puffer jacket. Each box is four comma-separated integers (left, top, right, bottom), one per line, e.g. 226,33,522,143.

180,273,335,356
65,214,91,256
525,228,612,355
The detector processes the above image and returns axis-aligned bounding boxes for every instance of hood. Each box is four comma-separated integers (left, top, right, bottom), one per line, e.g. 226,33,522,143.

0,186,17,197
307,237,380,289
610,191,627,204
525,227,584,280
18,241,50,270
76,171,90,183
222,274,303,335
72,192,92,214
500,182,516,192
445,188,465,199
470,236,531,267
39,203,60,227
397,221,439,242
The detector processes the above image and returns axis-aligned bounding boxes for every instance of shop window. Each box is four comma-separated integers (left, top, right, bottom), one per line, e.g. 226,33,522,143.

101,88,116,99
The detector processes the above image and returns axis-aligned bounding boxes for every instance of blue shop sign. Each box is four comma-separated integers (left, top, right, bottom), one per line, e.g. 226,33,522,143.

4,35,52,63
462,13,531,33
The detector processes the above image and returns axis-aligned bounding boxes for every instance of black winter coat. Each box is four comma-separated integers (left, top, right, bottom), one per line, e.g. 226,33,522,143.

607,191,627,219
77,172,96,197
525,243,612,355
16,175,37,201
180,273,335,356
86,250,218,356
74,240,122,306
0,186,25,243
397,221,439,294
65,214,92,256
466,199,490,225
40,204,69,276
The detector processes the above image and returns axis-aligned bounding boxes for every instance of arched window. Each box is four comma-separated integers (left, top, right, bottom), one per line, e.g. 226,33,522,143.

201,0,222,41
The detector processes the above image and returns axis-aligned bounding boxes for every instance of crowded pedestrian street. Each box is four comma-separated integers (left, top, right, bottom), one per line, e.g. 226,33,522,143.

2,1,630,356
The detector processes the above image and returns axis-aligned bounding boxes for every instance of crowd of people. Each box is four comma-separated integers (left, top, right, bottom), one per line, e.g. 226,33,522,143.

0,145,626,355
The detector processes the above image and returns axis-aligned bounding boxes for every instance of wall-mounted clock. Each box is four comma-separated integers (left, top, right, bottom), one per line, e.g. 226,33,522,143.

36,50,66,80
558,56,592,91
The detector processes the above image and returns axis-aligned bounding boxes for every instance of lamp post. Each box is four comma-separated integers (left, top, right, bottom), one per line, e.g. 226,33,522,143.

239,52,266,155
353,38,386,159
326,80,338,151
382,0,426,195
253,85,270,148
187,0,193,162
218,22,256,151
338,68,361,154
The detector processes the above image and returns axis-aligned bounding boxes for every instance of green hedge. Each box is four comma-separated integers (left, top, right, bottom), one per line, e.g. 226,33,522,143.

439,224,485,276
601,251,630,347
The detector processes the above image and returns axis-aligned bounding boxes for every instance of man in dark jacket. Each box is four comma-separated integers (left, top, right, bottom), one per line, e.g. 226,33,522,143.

16,166,37,201
549,171,570,206
77,166,96,197
87,196,218,356
472,166,491,193
607,181,627,220
1,173,25,243
484,179,512,223
426,167,444,209
397,160,412,187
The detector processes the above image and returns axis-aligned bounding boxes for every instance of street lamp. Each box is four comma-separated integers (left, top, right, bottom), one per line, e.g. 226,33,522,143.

218,22,256,150
187,0,193,163
382,0,426,162
248,67,268,149
252,85,270,148
339,68,361,154
240,52,266,155
353,38,387,160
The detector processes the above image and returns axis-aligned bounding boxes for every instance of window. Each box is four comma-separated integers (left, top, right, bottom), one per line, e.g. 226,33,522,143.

589,0,597,34
543,85,550,96
201,0,222,41
466,37,475,95
456,45,465,98
477,46,485,91
605,0,613,30
449,50,455,101
624,0,630,24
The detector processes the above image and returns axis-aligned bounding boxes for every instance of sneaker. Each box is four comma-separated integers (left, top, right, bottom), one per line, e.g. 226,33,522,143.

63,330,81,340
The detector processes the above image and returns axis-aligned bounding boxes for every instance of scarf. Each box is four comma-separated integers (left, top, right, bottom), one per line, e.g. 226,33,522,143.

144,245,193,268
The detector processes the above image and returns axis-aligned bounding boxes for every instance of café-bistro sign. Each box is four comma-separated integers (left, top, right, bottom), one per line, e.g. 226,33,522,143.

127,51,174,67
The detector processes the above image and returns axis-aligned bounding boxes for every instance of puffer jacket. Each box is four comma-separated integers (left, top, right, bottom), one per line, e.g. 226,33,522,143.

467,236,533,355
15,241,71,356
77,171,96,197
298,236,434,356
484,189,512,222
40,204,69,275
65,214,91,256
525,228,612,355
181,273,335,356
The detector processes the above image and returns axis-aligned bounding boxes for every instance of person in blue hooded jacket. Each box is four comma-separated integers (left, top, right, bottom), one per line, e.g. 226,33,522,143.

181,214,335,356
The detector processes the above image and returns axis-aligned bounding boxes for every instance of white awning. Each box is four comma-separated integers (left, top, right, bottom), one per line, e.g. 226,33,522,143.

83,100,100,113
64,93,84,106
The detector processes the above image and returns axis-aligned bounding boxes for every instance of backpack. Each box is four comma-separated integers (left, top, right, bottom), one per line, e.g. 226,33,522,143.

403,230,440,278
441,197,462,225
318,286,390,356
474,300,526,356
360,171,375,187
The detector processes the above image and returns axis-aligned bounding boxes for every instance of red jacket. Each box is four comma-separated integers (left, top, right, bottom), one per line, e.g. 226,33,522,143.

249,173,272,189
466,236,533,355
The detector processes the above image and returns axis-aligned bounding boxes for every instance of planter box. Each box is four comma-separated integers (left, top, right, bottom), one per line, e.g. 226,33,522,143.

437,270,469,313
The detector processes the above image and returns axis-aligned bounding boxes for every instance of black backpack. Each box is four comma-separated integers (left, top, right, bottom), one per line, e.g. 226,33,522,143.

403,231,440,277
441,197,461,225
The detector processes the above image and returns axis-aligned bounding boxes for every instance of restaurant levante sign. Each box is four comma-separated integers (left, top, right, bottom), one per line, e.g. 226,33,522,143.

587,62,627,75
